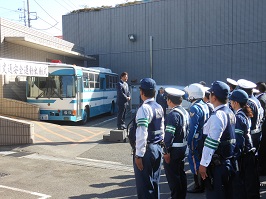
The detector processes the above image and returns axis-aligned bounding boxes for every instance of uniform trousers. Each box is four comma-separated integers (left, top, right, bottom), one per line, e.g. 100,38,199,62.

251,132,262,152
231,151,260,199
163,149,187,199
259,120,266,175
133,143,163,199
205,160,234,199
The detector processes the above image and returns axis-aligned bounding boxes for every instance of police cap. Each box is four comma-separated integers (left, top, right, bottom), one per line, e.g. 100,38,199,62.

139,78,156,90
253,88,260,94
226,78,238,86
165,87,185,97
237,79,256,89
203,86,210,93
229,89,249,103
209,81,230,99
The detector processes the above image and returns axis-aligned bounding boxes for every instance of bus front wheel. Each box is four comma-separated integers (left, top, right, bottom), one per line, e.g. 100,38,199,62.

109,102,115,116
80,108,89,125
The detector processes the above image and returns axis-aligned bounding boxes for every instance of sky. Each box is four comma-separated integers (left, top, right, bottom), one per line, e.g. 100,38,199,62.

0,0,137,36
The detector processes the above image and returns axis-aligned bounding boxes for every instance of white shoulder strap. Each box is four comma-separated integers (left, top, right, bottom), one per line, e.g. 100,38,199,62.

173,106,189,138
194,102,210,122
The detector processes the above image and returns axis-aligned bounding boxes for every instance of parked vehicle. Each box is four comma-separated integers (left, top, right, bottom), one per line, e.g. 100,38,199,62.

27,64,118,124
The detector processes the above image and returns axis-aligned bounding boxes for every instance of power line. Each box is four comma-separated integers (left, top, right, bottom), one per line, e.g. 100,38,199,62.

33,0,58,23
65,0,79,9
54,0,72,12
33,16,61,31
63,0,78,10
0,6,26,25
0,6,22,14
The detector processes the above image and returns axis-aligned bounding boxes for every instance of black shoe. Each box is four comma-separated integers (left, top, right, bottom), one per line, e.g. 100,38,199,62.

187,186,204,193
117,126,125,130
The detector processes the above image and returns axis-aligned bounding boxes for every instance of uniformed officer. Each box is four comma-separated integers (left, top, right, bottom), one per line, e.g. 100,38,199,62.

133,78,164,199
256,82,266,175
237,79,264,152
226,78,238,93
203,86,214,113
226,78,238,112
229,89,260,199
199,81,236,199
163,87,189,199
185,83,211,193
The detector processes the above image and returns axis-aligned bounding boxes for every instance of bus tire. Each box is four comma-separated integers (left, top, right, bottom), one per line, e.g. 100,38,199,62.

109,102,115,116
80,108,89,125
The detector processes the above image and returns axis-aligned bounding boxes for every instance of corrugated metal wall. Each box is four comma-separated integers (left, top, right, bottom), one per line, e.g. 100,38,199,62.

63,0,266,86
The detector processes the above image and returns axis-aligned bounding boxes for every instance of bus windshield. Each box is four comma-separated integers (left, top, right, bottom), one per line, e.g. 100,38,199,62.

27,75,76,99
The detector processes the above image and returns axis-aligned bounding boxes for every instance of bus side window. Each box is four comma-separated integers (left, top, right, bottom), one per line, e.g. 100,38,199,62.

106,75,110,89
95,74,99,88
89,73,94,88
83,73,89,88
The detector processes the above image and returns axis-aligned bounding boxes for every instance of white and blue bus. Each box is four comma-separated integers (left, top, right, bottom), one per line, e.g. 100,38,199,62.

27,64,118,124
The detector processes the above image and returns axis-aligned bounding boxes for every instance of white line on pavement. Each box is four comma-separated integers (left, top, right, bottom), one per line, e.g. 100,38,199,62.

0,151,17,155
90,116,117,127
76,157,125,165
0,185,51,199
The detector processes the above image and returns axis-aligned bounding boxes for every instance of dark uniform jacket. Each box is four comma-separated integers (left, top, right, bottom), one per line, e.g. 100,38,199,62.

116,80,130,105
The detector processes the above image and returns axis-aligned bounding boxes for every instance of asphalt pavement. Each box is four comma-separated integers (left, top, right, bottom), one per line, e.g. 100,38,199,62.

0,113,265,198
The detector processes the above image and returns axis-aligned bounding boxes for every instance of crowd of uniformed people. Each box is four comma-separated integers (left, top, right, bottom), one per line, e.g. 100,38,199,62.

126,75,266,199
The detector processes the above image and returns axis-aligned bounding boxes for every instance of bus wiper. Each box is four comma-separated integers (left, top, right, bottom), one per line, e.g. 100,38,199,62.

36,91,44,99
53,90,63,100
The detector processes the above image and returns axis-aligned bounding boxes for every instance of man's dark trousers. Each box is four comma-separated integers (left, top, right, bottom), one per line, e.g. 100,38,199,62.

117,103,126,128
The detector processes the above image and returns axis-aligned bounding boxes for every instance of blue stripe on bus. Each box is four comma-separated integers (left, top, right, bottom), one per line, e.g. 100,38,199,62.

70,97,109,103
28,96,115,104
83,89,116,93
50,69,75,75
27,99,56,103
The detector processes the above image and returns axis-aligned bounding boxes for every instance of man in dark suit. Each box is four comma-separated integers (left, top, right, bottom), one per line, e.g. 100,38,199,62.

156,87,168,117
116,72,131,130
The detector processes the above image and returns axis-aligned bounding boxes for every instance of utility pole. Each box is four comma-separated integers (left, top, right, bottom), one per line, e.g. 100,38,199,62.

23,1,27,26
27,0,30,27
18,1,27,26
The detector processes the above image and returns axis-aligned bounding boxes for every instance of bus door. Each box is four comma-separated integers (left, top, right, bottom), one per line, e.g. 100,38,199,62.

76,76,83,120
100,74,106,113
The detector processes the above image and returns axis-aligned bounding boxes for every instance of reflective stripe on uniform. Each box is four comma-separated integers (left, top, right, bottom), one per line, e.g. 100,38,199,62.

235,129,244,135
151,130,163,135
137,118,148,127
165,125,176,134
172,142,187,147
204,137,220,150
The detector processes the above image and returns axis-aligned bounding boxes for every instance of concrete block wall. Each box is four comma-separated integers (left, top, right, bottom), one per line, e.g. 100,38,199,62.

0,116,34,145
0,98,39,120
0,75,3,98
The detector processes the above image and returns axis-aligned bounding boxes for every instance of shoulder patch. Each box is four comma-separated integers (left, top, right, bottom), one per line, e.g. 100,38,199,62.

190,112,195,117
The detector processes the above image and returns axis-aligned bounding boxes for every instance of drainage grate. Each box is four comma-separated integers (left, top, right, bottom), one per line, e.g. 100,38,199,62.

0,173,9,178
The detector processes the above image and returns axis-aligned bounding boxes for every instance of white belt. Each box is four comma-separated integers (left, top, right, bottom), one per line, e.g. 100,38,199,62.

151,130,162,135
251,128,261,134
172,142,187,147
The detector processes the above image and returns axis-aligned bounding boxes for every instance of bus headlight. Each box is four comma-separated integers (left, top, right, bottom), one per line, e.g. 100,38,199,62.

63,110,73,115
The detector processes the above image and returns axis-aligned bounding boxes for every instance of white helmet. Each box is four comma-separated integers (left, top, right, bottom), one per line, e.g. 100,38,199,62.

184,83,205,101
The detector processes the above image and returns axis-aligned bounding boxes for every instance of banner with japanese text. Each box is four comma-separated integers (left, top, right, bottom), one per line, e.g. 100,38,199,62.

0,59,48,77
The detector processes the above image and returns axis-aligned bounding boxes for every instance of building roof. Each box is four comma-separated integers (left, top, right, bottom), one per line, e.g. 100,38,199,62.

4,36,94,60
